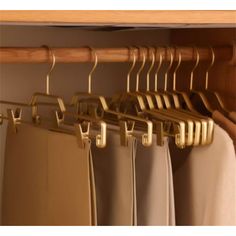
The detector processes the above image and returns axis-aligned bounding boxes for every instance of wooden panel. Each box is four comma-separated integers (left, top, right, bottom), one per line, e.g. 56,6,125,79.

170,28,236,110
0,10,236,25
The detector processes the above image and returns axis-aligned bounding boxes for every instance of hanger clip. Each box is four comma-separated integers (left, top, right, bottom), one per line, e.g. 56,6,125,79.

173,123,185,149
154,120,164,146
32,105,41,124
7,108,22,133
119,120,152,147
55,110,65,126
74,121,91,149
95,121,107,148
141,121,153,147
120,120,135,146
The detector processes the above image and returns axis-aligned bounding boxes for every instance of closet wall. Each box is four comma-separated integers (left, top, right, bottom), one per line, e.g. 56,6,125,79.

171,28,236,110
0,25,170,224
0,24,235,225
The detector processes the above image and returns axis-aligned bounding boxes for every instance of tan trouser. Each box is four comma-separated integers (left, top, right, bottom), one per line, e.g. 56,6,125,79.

91,130,137,226
170,125,236,226
135,136,175,226
2,123,96,225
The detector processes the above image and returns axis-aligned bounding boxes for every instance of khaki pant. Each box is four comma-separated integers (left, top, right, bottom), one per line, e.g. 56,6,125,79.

2,123,96,225
170,125,236,225
135,136,175,225
91,130,137,225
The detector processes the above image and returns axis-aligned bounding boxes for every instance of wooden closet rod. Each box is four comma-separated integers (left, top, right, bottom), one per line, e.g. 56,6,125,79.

0,46,233,63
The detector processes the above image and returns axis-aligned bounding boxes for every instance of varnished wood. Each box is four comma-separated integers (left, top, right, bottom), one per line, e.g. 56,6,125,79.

0,10,236,25
171,28,236,110
0,46,233,64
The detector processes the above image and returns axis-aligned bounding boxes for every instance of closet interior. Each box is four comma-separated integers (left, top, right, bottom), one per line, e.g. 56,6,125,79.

0,11,235,226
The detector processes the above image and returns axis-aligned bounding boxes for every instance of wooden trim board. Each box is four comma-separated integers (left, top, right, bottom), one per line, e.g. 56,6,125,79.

0,10,236,26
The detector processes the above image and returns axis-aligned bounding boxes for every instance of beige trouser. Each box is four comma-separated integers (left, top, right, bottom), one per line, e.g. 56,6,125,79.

91,130,137,226
2,123,96,225
170,124,236,226
135,136,175,226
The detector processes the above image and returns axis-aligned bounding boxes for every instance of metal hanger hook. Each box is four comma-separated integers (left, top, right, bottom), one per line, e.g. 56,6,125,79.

146,47,155,91
127,47,137,92
42,45,56,95
173,47,182,91
164,46,174,91
190,47,200,90
135,46,146,92
86,46,98,94
154,47,163,92
205,46,215,90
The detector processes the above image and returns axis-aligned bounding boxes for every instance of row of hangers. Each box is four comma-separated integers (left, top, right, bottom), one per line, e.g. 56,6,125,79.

0,45,232,149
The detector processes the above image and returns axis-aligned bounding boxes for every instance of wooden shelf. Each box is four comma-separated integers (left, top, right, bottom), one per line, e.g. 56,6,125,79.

0,10,236,26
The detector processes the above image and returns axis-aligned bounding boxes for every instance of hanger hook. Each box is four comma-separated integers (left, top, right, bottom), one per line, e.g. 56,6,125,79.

154,47,163,92
135,46,146,92
42,45,56,95
164,46,174,91
127,47,137,92
86,46,98,94
190,47,200,91
146,47,155,91
173,47,182,91
205,46,215,90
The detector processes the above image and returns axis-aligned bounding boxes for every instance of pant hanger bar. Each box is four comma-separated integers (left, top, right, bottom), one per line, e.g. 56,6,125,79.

0,45,233,63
